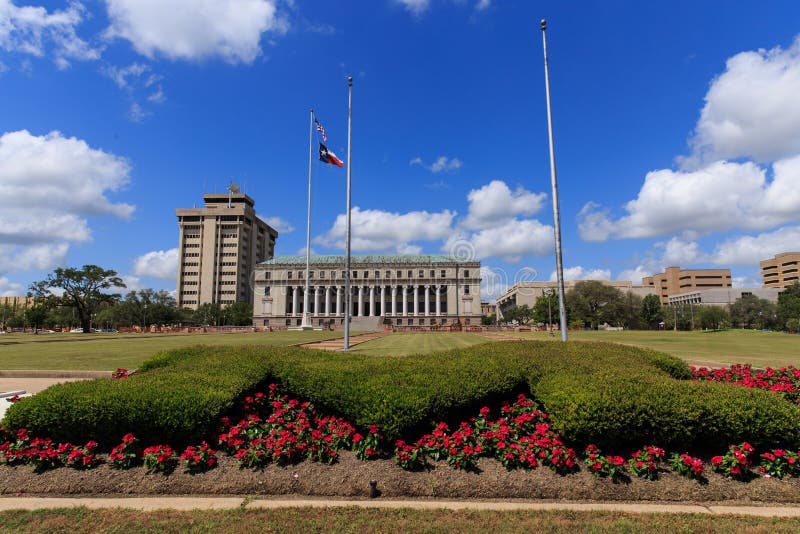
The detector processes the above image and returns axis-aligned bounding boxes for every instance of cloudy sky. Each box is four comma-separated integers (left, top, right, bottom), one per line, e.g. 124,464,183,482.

1,0,799,301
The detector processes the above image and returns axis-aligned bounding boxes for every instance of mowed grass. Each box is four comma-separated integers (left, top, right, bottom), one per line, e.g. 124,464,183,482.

1,507,799,533
507,329,800,368
350,332,488,356
0,331,342,371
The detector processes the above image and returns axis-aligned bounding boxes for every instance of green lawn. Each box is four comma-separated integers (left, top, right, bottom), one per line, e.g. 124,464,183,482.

508,329,800,367
351,332,489,356
0,331,342,371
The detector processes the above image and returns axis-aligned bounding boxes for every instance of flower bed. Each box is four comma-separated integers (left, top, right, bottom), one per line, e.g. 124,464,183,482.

692,364,800,403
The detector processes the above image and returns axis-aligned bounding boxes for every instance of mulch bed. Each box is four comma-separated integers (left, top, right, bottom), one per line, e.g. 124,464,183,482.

2,451,800,503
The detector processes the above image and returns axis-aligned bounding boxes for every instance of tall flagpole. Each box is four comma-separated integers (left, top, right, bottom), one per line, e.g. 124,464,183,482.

301,108,314,330
541,19,568,342
343,77,353,350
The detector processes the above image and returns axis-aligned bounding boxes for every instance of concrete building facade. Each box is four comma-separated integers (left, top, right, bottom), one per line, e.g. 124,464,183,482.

760,252,800,289
252,255,481,328
176,190,278,310
495,280,656,320
668,287,781,307
643,267,732,304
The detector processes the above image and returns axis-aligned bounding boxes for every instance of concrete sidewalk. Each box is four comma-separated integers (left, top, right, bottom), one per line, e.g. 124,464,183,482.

1,497,800,517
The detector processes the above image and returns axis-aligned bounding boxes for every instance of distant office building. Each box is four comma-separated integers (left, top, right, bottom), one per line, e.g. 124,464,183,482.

481,302,497,317
643,267,732,304
760,252,800,289
252,255,481,329
668,288,781,307
0,296,33,310
176,187,278,310
496,280,655,320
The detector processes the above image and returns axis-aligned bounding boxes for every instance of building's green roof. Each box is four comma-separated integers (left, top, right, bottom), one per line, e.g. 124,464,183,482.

260,254,475,265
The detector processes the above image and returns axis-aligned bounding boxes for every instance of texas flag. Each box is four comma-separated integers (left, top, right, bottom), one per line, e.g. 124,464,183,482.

319,143,344,167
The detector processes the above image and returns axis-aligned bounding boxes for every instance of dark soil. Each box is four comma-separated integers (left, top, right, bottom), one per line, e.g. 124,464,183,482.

2,452,799,503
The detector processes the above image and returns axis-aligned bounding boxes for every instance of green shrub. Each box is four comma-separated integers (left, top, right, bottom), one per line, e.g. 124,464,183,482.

4,341,800,452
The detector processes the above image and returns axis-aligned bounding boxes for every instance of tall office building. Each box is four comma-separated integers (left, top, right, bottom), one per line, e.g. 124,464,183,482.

176,187,278,310
760,252,800,289
643,266,732,304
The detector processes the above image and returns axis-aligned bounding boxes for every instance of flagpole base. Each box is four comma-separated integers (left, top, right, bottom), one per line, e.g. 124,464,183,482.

298,312,315,331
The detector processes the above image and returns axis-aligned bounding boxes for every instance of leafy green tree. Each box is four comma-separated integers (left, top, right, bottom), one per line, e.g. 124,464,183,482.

787,318,800,333
620,292,643,329
664,303,693,331
31,265,125,333
481,313,497,326
533,291,559,327
698,306,729,330
729,294,778,329
193,303,223,326
640,294,663,329
778,282,800,330
565,281,625,330
222,301,253,326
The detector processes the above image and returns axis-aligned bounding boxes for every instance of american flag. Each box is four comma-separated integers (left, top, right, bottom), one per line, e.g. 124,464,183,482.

314,117,327,142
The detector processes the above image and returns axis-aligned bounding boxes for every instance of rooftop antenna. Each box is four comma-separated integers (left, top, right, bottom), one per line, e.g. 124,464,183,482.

227,182,240,208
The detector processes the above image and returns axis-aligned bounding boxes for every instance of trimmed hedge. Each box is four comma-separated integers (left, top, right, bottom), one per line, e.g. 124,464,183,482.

4,341,800,451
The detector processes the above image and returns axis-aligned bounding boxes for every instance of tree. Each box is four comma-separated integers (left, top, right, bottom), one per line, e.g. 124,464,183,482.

222,302,253,326
664,303,693,331
193,303,223,326
481,313,497,326
778,282,800,331
640,294,663,329
565,281,625,330
532,291,559,327
620,292,643,329
698,306,729,330
32,265,125,333
729,294,778,329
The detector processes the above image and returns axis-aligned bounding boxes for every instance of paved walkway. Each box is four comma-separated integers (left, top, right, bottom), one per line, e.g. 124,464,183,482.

473,332,529,342
0,497,799,517
299,332,389,351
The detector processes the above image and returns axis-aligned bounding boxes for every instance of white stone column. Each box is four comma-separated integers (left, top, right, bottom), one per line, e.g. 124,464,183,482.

358,286,364,317
413,285,419,316
436,285,442,316
391,286,397,316
314,286,321,317
402,285,408,316
424,285,430,316
380,286,385,316
325,286,331,316
369,286,376,317
292,286,299,316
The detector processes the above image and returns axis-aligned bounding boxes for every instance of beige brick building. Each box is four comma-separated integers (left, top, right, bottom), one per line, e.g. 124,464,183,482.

760,252,800,289
496,280,655,320
643,267,732,304
252,255,481,329
176,190,278,310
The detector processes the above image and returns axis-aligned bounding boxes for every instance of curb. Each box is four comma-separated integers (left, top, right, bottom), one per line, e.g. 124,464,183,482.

0,370,112,379
1,498,800,517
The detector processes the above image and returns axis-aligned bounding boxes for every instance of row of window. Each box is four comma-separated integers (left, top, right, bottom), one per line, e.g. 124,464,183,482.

278,269,471,281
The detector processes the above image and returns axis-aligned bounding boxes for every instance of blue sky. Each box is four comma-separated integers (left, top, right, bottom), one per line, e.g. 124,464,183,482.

2,0,800,301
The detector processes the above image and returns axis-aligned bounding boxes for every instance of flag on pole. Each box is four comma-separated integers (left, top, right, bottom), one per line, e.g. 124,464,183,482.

314,117,327,142
319,143,344,167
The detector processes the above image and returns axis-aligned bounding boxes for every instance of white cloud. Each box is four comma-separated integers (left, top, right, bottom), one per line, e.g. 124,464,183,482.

132,248,178,280
147,86,165,104
710,226,800,266
0,130,133,272
475,0,490,9
103,0,288,64
260,215,293,233
103,62,149,88
658,236,704,266
314,207,456,251
0,0,100,68
128,101,150,122
396,243,422,255
411,155,462,173
0,275,23,296
616,265,656,285
690,36,800,163
551,266,611,282
446,218,553,263
396,0,430,16
579,158,800,241
732,275,759,288
480,266,507,303
463,180,546,230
